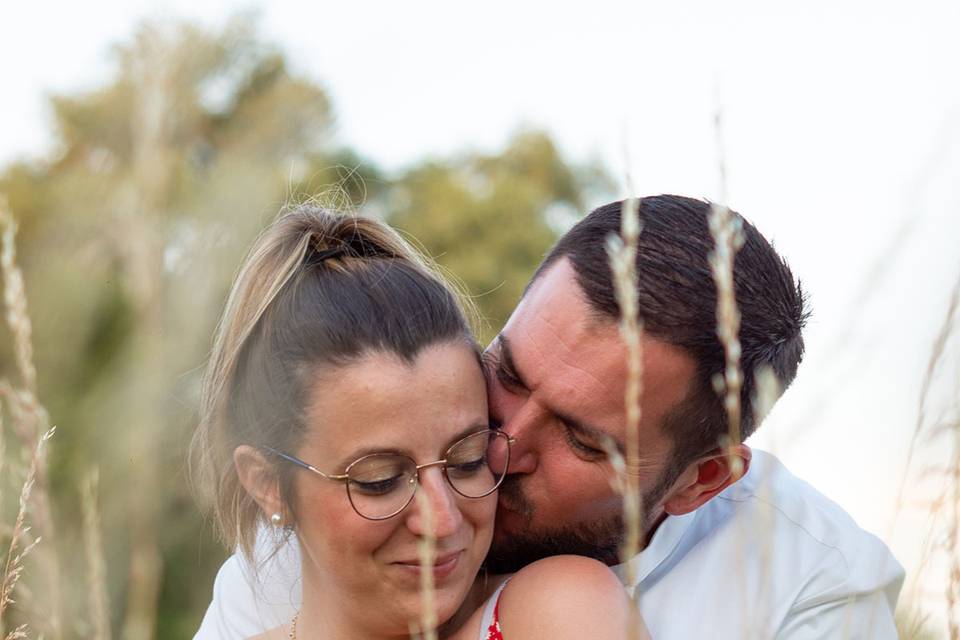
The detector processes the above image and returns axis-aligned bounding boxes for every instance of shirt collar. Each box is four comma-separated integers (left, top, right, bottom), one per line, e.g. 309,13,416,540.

610,448,759,592
610,510,697,593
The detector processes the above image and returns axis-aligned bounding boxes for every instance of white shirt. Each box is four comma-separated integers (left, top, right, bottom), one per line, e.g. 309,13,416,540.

194,450,904,639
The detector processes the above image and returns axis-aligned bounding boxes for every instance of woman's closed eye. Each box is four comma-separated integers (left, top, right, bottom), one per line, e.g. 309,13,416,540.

446,457,486,478
350,474,406,496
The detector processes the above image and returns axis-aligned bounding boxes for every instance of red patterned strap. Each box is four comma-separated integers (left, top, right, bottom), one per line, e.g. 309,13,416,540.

485,589,505,640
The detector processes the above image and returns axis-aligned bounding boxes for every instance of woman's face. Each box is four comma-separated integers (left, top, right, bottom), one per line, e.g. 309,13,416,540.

291,342,495,633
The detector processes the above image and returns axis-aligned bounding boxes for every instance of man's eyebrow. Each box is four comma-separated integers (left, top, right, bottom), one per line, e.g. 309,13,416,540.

497,335,529,389
498,334,622,451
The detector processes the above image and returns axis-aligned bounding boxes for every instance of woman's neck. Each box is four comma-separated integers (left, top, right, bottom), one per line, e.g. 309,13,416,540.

296,575,385,640
295,567,489,640
437,571,492,639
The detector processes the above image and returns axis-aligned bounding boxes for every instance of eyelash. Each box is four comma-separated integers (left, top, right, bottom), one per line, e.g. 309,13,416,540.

487,351,604,459
562,425,605,458
495,364,523,391
481,353,519,390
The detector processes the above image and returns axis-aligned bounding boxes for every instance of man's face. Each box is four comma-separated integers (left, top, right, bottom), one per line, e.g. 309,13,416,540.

483,258,696,571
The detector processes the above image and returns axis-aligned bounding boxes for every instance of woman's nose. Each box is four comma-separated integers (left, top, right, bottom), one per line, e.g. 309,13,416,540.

406,466,463,538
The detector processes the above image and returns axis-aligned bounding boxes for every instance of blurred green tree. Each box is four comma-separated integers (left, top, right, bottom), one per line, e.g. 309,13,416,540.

389,130,610,343
0,16,350,639
0,15,609,639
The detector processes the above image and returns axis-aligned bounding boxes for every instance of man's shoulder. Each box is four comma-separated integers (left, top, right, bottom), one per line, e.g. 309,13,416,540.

718,450,880,547
707,449,904,598
636,449,904,637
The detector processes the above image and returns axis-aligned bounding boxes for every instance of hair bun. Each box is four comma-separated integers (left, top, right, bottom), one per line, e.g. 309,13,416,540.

305,244,348,266
305,223,400,268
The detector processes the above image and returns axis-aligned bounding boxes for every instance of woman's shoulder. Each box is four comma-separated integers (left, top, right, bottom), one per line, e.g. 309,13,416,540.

496,555,646,639
508,554,623,592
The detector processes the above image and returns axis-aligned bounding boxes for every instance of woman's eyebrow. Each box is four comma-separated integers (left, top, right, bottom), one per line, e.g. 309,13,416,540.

337,422,488,467
336,445,407,469
444,423,490,449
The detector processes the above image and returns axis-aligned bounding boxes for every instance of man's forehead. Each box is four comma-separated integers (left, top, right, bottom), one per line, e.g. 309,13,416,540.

499,257,697,438
519,257,586,308
505,260,617,363
507,259,597,337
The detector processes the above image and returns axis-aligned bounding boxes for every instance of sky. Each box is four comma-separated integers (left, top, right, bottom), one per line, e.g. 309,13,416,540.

4,0,960,624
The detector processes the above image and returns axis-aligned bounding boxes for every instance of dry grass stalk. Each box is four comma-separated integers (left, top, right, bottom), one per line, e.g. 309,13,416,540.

413,489,437,640
892,274,960,527
0,198,36,395
751,366,781,438
886,271,960,635
947,443,960,640
119,29,177,640
707,201,750,632
598,431,645,633
605,196,645,639
708,203,752,635
709,101,745,477
750,367,781,636
0,200,61,639
708,202,745,475
0,201,48,448
0,401,5,482
82,469,111,640
708,103,752,635
605,198,644,568
0,427,55,638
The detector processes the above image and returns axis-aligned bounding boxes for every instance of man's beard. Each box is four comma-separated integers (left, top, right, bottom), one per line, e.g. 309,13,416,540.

484,468,677,574
483,476,625,573
484,514,624,573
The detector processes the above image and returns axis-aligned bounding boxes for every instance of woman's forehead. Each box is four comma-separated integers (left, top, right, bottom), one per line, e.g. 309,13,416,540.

299,344,488,462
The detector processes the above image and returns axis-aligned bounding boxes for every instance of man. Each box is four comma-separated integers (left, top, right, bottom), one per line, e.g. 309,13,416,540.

197,195,903,638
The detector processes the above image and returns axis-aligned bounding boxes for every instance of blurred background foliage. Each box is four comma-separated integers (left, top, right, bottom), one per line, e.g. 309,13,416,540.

0,14,611,639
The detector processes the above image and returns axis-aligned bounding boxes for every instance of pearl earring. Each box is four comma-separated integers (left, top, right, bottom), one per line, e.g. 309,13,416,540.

270,513,282,526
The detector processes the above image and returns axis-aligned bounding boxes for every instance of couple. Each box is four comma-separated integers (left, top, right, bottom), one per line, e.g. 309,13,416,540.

194,196,904,639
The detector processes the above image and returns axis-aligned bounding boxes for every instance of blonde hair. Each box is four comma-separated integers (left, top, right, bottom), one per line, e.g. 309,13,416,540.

190,204,477,561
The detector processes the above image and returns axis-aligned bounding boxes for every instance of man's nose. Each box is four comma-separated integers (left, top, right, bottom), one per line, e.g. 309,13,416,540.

405,467,463,538
495,402,539,475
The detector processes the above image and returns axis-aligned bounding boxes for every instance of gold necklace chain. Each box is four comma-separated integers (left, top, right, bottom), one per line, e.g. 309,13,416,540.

289,610,300,639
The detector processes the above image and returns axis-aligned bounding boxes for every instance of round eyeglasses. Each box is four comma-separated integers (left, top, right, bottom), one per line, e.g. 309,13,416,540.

264,429,514,520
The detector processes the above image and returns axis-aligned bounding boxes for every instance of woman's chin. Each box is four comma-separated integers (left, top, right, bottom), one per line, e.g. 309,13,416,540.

390,574,475,631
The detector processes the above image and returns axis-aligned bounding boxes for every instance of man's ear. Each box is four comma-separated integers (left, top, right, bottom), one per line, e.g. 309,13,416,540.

662,445,752,516
234,445,285,521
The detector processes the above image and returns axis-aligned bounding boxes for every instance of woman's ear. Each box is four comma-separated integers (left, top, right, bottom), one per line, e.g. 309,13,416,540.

234,445,285,521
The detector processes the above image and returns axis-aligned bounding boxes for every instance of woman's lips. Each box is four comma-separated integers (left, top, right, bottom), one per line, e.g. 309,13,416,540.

392,550,463,581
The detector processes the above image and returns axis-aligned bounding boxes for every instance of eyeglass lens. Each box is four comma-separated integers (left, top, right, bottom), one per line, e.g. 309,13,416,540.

345,430,509,520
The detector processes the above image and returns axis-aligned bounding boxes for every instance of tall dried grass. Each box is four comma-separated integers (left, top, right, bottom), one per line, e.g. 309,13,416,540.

0,199,58,639
892,271,960,638
0,428,54,640
603,196,646,640
82,469,111,640
411,490,438,640
707,204,745,479
119,31,170,635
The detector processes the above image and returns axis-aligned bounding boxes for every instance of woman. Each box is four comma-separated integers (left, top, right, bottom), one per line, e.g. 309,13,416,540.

192,205,645,639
